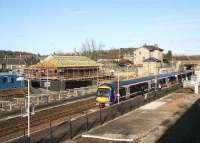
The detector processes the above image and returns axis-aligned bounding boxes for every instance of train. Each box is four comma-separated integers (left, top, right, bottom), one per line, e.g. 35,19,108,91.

96,70,193,107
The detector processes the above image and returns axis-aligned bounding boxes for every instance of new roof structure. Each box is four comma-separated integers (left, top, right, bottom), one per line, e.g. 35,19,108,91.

31,55,101,68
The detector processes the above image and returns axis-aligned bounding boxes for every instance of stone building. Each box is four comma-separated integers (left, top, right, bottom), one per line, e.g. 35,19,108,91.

0,58,26,71
120,48,136,62
134,44,163,66
137,57,162,77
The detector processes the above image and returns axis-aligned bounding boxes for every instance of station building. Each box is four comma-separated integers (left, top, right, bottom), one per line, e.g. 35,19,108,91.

137,57,162,77
133,44,163,66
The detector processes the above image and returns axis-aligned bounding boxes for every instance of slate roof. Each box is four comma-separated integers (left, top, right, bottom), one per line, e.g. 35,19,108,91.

143,45,163,51
144,57,161,62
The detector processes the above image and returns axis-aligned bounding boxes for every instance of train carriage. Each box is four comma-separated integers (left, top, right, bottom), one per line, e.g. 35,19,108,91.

96,70,193,107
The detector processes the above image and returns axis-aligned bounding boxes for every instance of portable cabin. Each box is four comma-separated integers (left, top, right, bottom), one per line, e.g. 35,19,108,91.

0,72,25,90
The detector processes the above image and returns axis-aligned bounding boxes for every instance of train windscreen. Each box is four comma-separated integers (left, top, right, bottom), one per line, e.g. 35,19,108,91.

97,88,110,97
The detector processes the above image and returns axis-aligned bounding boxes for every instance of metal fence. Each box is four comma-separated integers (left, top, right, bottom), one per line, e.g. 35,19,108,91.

0,86,97,113
5,85,180,143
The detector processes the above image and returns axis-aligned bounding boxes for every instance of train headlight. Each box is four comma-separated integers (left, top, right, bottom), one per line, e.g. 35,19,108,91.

105,103,110,106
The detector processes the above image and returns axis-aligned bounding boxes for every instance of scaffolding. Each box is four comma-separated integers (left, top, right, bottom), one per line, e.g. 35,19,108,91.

24,55,103,80
25,67,101,80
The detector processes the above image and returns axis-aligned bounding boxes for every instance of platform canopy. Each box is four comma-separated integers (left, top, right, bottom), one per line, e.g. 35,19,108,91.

30,55,101,68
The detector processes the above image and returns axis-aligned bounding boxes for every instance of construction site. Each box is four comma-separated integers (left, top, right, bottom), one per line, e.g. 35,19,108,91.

24,55,113,90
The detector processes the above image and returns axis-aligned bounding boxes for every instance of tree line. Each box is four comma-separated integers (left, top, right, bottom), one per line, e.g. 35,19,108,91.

0,50,40,65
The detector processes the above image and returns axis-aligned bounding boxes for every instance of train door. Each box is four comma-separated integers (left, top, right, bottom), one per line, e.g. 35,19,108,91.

158,78,167,88
119,87,127,99
147,81,151,91
125,86,130,99
168,76,176,86
140,82,148,93
178,75,182,83
151,79,156,91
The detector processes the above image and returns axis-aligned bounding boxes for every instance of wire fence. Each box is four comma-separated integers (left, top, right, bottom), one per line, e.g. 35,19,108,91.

3,85,180,143
0,86,97,114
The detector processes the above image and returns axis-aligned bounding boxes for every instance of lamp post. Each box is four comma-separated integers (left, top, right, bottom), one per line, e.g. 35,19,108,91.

126,65,130,80
27,79,31,143
117,48,120,104
117,71,120,104
46,68,49,92
155,62,160,91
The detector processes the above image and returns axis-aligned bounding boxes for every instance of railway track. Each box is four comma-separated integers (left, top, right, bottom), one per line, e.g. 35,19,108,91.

0,96,96,140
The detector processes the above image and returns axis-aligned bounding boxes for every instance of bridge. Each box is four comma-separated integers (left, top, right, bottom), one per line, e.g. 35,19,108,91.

175,60,200,70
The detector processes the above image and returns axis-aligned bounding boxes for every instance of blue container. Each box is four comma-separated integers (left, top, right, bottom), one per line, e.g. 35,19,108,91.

0,72,25,90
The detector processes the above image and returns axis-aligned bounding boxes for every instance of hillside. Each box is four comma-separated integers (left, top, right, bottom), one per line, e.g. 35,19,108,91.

173,55,200,61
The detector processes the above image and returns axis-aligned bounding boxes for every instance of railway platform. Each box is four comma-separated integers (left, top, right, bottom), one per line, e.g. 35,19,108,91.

80,90,200,143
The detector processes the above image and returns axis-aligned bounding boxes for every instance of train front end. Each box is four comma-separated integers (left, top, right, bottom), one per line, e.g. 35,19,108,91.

96,85,111,107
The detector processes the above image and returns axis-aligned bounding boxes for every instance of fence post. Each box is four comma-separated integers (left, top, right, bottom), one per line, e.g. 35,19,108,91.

69,116,72,139
24,129,26,143
99,107,102,124
120,103,123,115
130,100,133,111
112,106,115,119
86,112,89,131
49,120,53,143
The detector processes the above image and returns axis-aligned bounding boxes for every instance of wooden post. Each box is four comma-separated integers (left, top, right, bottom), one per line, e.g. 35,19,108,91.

99,107,102,124
49,120,53,143
9,102,12,111
69,116,72,139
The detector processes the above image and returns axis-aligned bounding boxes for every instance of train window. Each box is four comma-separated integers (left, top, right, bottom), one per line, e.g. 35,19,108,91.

141,83,148,91
130,84,140,94
97,88,110,97
129,82,148,94
119,87,126,96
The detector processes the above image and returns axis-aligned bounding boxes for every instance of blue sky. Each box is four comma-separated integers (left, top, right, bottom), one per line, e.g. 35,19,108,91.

0,0,200,55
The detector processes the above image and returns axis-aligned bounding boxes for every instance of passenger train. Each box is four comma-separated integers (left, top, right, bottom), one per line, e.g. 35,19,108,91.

96,70,193,107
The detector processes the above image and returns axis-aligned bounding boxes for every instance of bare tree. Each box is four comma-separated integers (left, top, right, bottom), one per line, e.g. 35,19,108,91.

79,39,105,60
73,48,80,56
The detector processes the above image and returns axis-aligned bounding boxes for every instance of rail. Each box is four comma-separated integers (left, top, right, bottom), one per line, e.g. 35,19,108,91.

0,97,96,140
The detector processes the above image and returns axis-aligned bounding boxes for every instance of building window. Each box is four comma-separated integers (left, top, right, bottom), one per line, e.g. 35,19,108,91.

11,78,14,83
139,52,141,55
3,77,7,83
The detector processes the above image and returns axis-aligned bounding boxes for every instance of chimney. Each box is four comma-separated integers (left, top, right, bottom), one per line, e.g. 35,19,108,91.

154,44,158,47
